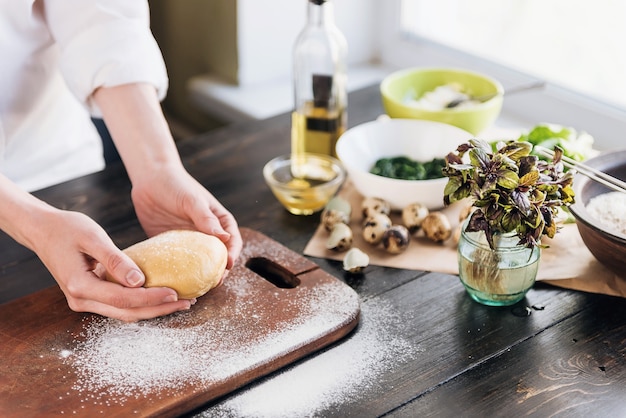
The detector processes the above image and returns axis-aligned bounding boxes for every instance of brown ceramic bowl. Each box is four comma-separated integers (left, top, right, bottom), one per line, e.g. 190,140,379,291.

568,149,626,278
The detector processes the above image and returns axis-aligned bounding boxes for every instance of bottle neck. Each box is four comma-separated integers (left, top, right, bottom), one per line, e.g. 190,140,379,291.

307,0,333,27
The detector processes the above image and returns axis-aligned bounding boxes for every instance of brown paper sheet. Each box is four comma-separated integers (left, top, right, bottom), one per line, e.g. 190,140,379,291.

304,180,626,298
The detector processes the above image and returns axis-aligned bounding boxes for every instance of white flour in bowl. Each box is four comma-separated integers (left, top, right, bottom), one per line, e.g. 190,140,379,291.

586,191,626,236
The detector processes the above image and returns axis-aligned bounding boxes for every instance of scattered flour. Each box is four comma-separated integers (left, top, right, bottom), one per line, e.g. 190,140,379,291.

201,298,423,418
59,235,422,415
62,275,360,407
59,349,73,359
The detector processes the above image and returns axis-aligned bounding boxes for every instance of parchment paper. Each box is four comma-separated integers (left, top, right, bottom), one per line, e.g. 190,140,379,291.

304,181,626,298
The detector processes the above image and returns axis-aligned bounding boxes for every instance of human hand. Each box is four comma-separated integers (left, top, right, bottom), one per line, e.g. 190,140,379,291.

30,208,195,322
130,163,243,270
92,82,242,271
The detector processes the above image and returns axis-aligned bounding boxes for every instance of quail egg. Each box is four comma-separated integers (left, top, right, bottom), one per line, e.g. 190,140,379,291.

362,213,392,245
382,224,411,254
401,202,429,234
326,222,353,252
320,196,352,232
342,247,370,274
361,196,391,219
422,212,452,243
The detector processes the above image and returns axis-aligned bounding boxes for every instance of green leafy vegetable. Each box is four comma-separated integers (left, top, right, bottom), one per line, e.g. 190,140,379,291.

443,138,575,250
518,123,594,162
370,156,446,180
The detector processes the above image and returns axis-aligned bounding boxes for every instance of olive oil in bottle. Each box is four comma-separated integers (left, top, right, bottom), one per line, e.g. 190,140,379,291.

291,98,346,157
292,0,347,161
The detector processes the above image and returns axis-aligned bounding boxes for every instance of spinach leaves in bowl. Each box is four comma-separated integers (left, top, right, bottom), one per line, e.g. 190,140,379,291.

370,156,446,180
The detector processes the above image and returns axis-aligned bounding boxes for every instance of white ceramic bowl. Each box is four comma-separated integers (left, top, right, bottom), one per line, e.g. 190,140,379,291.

335,118,473,210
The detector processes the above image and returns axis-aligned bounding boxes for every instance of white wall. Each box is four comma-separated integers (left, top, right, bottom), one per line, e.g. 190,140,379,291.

237,0,380,86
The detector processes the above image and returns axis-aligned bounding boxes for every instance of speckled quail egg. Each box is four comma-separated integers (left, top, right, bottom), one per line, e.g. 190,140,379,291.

326,222,353,252
382,225,411,254
361,196,391,219
401,202,429,234
342,247,370,274
320,196,352,232
362,213,392,245
422,212,452,243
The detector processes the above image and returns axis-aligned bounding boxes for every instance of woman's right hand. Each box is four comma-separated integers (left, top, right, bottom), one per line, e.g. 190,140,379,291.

28,207,194,322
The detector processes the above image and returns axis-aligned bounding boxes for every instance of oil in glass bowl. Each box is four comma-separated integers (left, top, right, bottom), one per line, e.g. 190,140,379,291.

263,153,346,215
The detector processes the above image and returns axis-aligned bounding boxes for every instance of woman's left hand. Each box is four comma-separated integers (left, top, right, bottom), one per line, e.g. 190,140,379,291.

130,163,243,270
93,83,243,271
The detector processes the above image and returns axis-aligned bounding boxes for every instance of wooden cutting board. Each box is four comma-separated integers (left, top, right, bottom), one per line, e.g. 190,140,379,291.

0,228,360,417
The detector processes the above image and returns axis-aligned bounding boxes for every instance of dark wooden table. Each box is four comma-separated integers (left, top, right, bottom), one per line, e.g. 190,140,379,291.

2,85,625,417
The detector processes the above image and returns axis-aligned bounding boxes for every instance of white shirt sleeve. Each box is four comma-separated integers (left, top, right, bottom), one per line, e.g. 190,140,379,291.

43,0,169,117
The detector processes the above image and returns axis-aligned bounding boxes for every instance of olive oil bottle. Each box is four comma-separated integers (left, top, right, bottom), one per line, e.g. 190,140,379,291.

292,0,347,161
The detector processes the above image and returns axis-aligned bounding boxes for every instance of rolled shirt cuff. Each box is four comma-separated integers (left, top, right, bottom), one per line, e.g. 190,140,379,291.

57,20,168,117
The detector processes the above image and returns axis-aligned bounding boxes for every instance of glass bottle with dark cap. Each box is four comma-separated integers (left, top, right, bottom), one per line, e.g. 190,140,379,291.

291,0,347,160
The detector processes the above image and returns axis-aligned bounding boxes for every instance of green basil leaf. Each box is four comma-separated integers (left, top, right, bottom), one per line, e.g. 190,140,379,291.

519,171,539,187
495,169,519,189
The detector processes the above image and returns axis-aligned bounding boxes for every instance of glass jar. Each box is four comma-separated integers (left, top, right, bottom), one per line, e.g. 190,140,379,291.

457,219,541,306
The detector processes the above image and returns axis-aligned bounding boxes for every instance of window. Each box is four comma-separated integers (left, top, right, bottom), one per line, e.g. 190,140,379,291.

378,0,626,150
401,0,626,110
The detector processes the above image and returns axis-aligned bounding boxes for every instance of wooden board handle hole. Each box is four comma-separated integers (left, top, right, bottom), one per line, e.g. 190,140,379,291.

245,257,301,289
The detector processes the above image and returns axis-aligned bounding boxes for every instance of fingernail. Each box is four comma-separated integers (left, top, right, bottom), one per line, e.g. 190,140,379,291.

179,303,192,311
126,269,144,286
163,294,178,303
190,298,197,305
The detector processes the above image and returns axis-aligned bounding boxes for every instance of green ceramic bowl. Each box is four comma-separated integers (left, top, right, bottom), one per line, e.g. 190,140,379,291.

380,67,503,135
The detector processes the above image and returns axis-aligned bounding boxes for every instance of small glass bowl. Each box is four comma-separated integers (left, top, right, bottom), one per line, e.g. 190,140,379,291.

263,153,346,215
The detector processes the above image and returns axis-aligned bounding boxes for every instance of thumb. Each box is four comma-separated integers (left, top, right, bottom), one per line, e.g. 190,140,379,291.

99,246,145,288
188,199,231,242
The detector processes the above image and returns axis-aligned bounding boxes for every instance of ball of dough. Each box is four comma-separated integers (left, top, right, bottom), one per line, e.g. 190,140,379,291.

118,230,228,299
